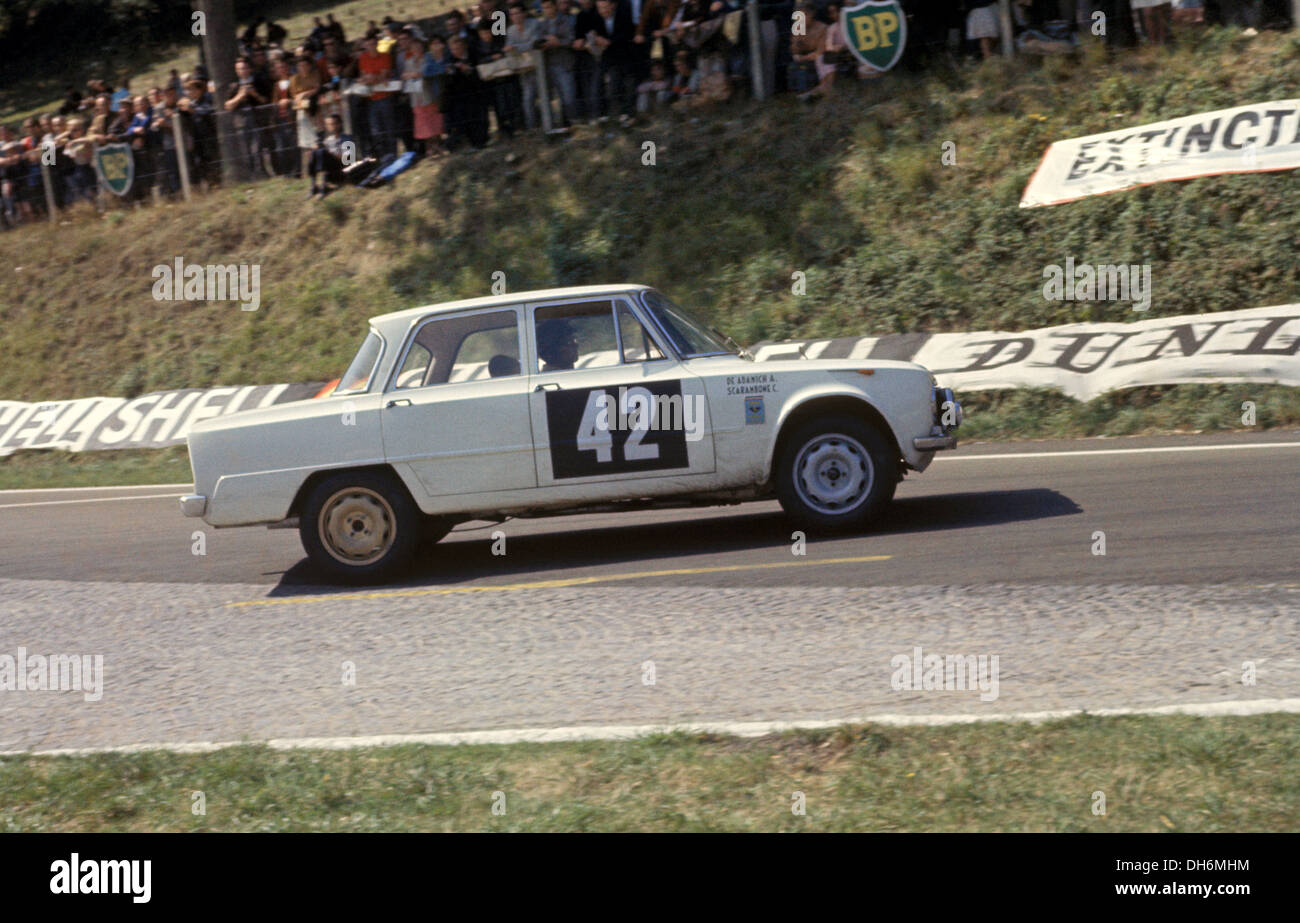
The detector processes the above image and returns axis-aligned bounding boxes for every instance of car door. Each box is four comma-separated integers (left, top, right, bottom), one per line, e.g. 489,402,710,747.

381,306,537,498
526,294,716,488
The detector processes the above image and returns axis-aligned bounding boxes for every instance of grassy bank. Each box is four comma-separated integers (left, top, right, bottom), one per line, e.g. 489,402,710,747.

3,714,1297,832
2,28,1300,406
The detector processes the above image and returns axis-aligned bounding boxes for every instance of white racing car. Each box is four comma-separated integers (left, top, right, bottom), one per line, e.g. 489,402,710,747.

181,285,961,582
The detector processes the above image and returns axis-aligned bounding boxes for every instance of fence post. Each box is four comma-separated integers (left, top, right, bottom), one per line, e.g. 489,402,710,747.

341,83,355,137
40,156,58,224
1293,1,1300,32
747,0,765,102
535,50,553,133
998,0,1014,58
172,112,192,201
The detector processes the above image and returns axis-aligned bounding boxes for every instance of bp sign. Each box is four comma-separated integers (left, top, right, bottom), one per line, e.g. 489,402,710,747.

94,142,134,197
842,0,907,73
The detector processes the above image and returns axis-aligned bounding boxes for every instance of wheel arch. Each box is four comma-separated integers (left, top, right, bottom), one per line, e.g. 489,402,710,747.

287,463,417,520
766,394,904,485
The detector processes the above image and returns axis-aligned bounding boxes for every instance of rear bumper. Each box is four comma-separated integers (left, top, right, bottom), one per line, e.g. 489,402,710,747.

179,494,207,517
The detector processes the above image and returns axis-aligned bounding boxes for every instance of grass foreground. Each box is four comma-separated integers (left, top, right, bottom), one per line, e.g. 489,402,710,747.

2,714,1297,832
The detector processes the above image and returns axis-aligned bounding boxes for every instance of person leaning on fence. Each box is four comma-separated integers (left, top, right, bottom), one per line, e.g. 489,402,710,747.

359,30,399,160
60,118,98,205
592,0,638,123
789,2,826,97
178,77,220,188
226,57,271,178
571,0,603,123
270,57,301,176
290,55,323,178
477,22,525,138
538,0,579,129
149,85,184,197
966,1,1000,59
505,3,544,131
444,34,491,150
401,32,443,157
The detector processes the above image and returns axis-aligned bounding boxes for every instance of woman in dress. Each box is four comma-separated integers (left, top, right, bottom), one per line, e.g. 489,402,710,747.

290,55,323,178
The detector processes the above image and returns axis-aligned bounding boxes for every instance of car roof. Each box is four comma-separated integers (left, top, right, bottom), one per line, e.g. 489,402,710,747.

369,284,653,330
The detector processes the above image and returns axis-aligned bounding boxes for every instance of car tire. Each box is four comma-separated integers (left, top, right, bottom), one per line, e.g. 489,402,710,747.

775,415,898,533
299,470,422,584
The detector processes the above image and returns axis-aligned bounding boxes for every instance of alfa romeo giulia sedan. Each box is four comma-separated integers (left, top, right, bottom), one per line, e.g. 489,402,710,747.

181,285,961,582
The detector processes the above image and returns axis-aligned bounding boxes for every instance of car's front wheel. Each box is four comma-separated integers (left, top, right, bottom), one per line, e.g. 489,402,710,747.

775,415,898,533
299,471,422,583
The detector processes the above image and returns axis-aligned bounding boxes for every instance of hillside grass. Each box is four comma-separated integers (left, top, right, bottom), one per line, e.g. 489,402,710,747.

3,714,1298,832
1,27,1298,408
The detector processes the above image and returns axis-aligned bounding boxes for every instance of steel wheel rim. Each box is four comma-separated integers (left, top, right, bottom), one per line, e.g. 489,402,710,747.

319,487,395,566
793,433,873,516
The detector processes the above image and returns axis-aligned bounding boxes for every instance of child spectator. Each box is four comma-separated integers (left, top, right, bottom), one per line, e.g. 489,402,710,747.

637,60,672,112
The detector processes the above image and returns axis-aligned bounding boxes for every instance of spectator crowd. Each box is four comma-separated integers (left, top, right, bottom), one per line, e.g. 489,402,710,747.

0,0,1287,222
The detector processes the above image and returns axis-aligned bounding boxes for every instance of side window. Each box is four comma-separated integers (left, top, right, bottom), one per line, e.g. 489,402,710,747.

394,343,432,389
618,305,666,362
534,301,620,373
450,325,521,381
392,309,521,389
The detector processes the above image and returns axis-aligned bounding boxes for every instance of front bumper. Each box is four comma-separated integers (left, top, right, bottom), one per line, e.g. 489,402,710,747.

179,494,207,517
914,434,958,451
915,387,962,452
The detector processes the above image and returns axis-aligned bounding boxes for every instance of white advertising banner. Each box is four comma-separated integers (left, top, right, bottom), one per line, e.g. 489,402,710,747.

752,305,1300,401
0,383,325,458
1020,100,1300,208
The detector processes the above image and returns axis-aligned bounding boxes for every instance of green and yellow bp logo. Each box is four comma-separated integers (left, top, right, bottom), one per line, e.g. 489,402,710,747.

94,142,134,197
842,0,907,73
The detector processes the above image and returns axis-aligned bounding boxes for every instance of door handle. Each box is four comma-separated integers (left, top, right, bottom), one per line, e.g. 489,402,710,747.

534,383,561,392
385,398,412,408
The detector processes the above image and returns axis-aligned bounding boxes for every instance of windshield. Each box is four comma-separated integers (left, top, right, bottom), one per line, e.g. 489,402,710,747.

639,290,734,358
337,330,383,393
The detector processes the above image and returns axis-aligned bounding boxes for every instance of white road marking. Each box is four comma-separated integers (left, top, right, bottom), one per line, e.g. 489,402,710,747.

940,442,1300,462
0,483,192,495
0,493,180,510
6,698,1298,758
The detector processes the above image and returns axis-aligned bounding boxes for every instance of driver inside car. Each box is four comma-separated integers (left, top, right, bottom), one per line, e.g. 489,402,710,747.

536,318,580,372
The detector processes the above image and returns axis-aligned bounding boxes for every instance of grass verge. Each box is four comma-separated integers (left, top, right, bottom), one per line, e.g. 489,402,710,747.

2,714,1297,832
0,445,191,490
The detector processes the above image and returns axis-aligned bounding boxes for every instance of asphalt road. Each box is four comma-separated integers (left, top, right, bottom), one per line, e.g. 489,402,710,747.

2,430,1296,592
0,431,1296,753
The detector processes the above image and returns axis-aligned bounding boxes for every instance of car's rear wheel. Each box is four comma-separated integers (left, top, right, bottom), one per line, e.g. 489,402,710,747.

300,471,421,583
775,415,898,533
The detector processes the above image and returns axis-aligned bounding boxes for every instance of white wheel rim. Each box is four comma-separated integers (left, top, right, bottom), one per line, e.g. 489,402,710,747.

793,433,873,516
319,487,395,566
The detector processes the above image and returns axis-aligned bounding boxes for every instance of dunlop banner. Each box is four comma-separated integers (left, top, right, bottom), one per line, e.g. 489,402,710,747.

752,305,1300,401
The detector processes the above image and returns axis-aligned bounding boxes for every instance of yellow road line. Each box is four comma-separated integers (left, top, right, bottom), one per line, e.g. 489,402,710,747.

229,554,893,607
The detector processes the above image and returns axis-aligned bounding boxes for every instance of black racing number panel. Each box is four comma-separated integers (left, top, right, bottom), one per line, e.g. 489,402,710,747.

545,380,691,479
